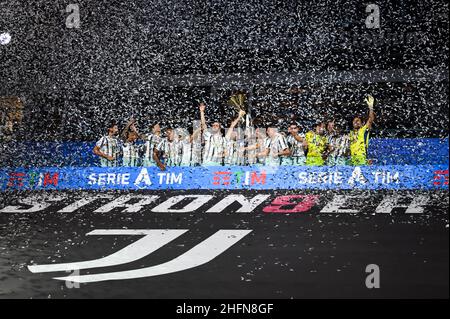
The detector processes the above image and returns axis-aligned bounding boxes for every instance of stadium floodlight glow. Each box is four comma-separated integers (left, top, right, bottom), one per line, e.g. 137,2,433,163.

0,32,12,45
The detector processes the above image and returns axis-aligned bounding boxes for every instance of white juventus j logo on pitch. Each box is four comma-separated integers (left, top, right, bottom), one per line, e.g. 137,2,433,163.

28,229,252,283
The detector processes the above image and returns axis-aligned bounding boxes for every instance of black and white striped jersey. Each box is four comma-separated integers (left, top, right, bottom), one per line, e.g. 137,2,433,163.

179,138,194,166
122,141,139,167
156,138,181,166
95,135,120,167
264,133,289,165
224,138,246,166
287,134,306,158
143,134,161,164
202,131,226,165
327,133,350,158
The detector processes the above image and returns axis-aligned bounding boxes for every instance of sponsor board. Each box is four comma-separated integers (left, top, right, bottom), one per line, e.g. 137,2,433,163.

0,165,449,191
1,191,447,215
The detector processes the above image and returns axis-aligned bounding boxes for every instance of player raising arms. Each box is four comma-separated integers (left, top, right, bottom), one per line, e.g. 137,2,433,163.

304,120,329,166
200,102,226,166
93,120,121,167
349,95,375,166
224,109,246,166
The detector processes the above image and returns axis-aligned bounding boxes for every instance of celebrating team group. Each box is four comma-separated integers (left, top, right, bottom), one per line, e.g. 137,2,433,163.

93,96,376,170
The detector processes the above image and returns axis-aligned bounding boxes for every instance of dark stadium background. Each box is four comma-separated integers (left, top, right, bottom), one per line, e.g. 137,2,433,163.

1,0,448,142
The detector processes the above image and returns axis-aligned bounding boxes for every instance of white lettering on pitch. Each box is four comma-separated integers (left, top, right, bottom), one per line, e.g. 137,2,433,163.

0,194,64,213
94,195,159,213
375,195,429,214
206,195,271,213
58,195,113,213
320,195,360,213
152,195,213,213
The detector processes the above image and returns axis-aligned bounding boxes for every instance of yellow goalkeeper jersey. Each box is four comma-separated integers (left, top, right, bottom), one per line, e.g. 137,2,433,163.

305,131,328,166
349,124,370,165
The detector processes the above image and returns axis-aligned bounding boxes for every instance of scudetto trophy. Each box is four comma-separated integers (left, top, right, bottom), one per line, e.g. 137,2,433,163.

228,93,246,124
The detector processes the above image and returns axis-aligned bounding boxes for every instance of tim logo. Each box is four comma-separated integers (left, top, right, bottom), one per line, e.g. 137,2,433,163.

433,170,449,187
213,171,266,187
7,172,59,189
28,229,251,283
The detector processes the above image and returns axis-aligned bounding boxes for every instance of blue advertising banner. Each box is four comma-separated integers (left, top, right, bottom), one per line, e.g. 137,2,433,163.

1,165,448,191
